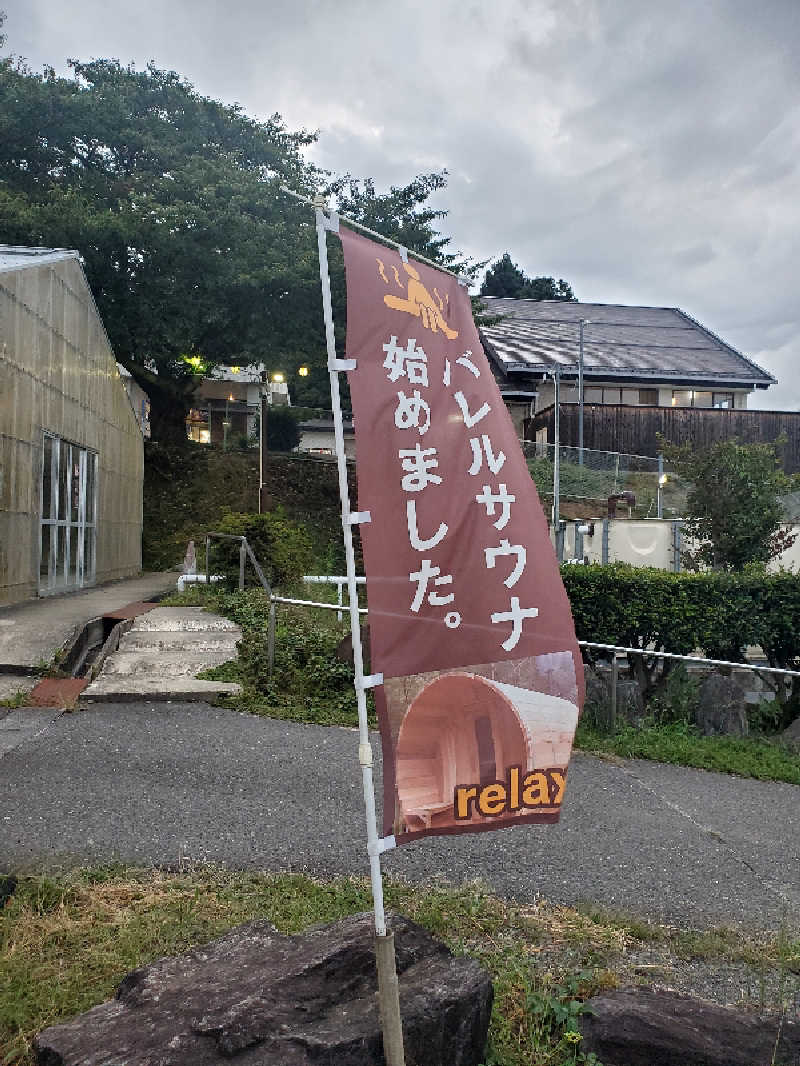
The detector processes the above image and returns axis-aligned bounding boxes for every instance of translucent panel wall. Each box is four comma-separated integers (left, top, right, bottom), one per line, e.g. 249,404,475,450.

0,256,143,605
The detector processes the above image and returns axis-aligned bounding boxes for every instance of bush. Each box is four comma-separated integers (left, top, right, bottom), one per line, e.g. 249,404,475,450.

562,564,800,717
205,589,364,726
210,509,314,592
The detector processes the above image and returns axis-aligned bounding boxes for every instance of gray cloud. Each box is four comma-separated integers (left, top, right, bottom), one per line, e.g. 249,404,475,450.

9,0,800,406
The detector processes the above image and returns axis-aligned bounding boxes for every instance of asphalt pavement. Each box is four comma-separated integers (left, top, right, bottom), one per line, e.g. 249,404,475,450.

0,701,797,933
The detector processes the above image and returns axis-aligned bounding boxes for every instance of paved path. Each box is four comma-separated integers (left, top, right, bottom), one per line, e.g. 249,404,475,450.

0,702,797,933
0,573,176,670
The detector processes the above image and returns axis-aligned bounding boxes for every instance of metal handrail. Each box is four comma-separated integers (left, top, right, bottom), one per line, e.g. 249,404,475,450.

580,638,799,731
303,574,367,619
202,532,272,597
579,640,800,680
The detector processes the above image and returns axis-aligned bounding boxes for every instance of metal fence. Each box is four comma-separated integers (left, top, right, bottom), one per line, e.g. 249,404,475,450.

521,441,690,520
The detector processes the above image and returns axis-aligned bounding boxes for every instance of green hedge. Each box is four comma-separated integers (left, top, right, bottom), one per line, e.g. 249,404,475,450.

561,564,800,706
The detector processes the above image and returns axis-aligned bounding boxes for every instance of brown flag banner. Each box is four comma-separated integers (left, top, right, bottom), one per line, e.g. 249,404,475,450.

339,225,584,844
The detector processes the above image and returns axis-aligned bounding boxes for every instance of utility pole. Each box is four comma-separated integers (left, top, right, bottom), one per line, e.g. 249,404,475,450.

578,319,589,466
259,370,269,513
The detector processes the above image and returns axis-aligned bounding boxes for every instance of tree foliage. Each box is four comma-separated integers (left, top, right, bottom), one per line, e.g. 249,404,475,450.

0,30,472,435
660,437,798,571
480,252,574,301
0,49,328,437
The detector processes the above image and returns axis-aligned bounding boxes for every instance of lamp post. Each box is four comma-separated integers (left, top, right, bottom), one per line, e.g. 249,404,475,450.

552,368,561,527
222,394,233,451
259,367,305,512
578,319,589,466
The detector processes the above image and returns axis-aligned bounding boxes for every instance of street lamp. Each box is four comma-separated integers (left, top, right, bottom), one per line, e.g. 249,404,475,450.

657,472,668,519
223,393,234,451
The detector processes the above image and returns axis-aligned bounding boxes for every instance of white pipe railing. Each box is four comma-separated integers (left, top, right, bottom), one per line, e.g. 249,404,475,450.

303,574,366,619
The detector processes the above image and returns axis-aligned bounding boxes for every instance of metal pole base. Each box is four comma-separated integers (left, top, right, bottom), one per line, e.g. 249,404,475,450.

375,931,405,1066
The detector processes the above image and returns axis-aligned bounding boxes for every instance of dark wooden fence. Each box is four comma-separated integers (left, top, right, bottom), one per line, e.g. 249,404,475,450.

528,404,800,472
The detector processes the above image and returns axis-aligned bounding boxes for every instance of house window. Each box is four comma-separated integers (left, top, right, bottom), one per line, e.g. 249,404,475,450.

713,392,734,409
638,388,658,405
584,387,603,403
672,390,713,407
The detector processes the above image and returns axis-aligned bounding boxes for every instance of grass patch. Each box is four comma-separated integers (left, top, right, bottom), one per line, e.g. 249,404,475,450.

0,869,623,1066
2,867,797,1066
575,720,800,786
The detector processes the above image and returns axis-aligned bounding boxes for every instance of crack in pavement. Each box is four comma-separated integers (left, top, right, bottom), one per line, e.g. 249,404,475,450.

0,708,66,759
618,758,800,917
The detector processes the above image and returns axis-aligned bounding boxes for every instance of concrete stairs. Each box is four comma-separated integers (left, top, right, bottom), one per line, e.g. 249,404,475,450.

82,607,242,702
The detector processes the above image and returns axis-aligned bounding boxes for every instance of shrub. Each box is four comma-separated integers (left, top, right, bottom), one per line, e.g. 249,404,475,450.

562,564,800,716
210,509,314,592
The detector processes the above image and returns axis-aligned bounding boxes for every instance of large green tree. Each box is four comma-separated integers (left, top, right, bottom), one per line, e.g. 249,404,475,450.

480,252,574,301
0,49,324,438
661,437,798,571
0,35,471,435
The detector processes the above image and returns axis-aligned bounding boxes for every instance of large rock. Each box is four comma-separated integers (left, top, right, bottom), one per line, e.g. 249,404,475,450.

579,987,800,1066
35,912,492,1066
615,679,644,725
583,667,644,727
695,671,749,736
583,665,610,722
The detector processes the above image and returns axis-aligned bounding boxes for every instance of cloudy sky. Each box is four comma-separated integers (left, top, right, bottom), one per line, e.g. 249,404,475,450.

9,0,799,407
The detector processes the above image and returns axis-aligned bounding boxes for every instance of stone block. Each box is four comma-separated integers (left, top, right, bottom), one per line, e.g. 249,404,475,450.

695,671,748,736
579,987,800,1066
35,912,493,1066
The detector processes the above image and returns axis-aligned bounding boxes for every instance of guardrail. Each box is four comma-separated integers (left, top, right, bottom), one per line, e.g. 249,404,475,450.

303,574,366,619
580,639,800,731
191,565,800,716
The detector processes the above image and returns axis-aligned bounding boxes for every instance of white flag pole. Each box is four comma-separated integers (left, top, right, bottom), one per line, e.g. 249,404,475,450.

314,202,406,1066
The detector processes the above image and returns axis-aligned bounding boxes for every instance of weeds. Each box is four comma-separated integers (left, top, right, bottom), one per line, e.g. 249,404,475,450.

170,587,375,728
0,869,613,1066
0,689,30,709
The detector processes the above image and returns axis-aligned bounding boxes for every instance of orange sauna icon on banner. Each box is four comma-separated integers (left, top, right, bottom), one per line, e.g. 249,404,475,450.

394,672,577,834
376,258,459,340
